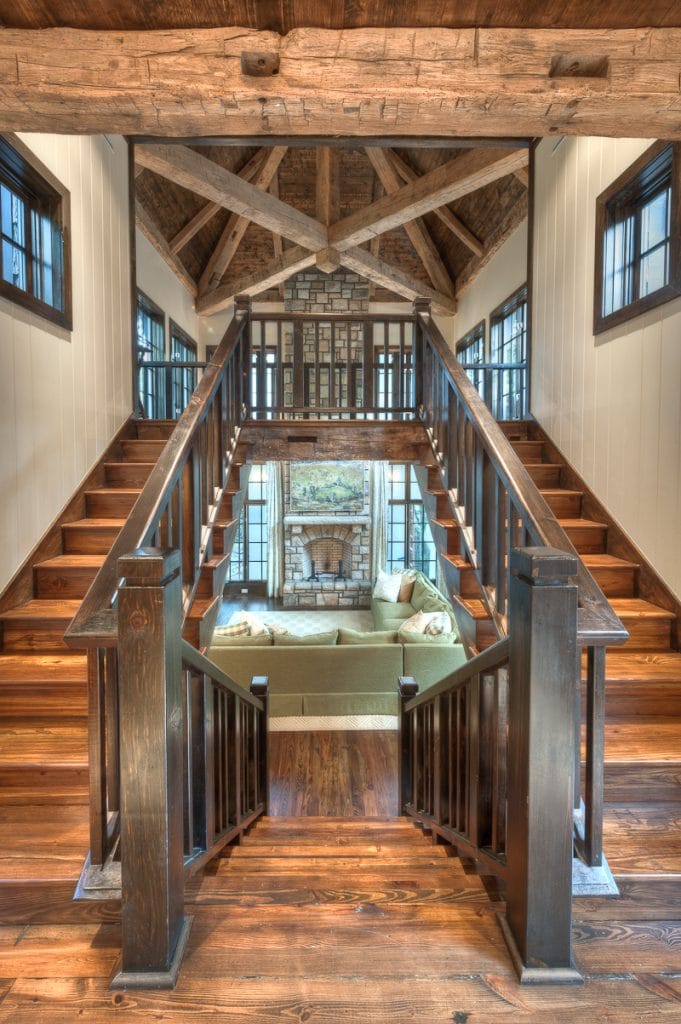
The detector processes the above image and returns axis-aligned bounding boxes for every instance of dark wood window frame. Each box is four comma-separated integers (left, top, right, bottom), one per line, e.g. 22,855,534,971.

0,133,72,330
594,140,681,335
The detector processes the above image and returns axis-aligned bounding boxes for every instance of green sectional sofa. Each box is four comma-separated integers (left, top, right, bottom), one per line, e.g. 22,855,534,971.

207,573,465,718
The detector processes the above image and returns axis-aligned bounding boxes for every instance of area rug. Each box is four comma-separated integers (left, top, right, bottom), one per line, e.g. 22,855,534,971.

227,608,374,635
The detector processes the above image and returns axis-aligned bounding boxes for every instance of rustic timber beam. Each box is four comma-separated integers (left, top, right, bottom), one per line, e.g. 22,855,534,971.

514,167,530,189
1,27,680,138
339,248,456,315
167,147,270,255
316,147,340,227
196,246,316,315
135,144,327,251
386,150,484,259
330,148,528,251
135,199,197,298
366,147,456,298
198,146,287,295
239,419,432,463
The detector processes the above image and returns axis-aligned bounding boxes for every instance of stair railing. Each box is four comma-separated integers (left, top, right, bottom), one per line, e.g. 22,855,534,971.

413,302,628,869
110,548,267,989
401,547,584,983
65,304,250,875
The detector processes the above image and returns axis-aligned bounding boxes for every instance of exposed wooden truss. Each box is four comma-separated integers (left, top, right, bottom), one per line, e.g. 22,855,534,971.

1,27,680,138
139,142,527,314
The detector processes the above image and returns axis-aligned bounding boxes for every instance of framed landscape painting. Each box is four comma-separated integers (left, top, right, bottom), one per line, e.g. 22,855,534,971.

289,461,365,513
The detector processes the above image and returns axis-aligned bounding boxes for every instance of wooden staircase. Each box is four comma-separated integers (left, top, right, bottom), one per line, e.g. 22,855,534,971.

0,418,248,905
498,420,681,894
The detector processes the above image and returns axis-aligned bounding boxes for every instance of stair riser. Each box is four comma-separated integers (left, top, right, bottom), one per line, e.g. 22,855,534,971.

587,567,637,598
134,421,175,440
593,682,681,717
0,767,89,803
35,567,99,600
62,526,121,554
441,558,479,599
511,440,545,464
120,439,166,462
213,521,237,557
1,622,71,653
0,683,87,718
430,521,459,556
526,465,562,488
85,491,139,518
105,463,154,487
617,619,672,651
601,763,681,803
561,526,607,554
542,493,582,517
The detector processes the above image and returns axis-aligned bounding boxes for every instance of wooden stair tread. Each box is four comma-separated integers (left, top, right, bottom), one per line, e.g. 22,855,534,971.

454,597,488,620
186,595,220,620
62,517,126,529
609,598,675,620
0,654,87,682
0,600,82,621
539,488,583,498
34,554,106,571
558,517,609,530
83,488,140,498
442,553,470,568
0,724,87,766
603,804,681,875
582,554,639,570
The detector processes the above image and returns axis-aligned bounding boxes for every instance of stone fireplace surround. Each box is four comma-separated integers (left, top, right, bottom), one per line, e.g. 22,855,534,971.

283,515,372,608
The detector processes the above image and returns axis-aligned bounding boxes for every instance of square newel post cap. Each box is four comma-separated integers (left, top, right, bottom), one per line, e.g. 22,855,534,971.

234,294,252,315
510,547,579,586
117,548,181,587
412,298,431,317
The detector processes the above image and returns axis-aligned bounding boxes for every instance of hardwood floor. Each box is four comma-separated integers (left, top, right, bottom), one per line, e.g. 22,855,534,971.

268,730,398,816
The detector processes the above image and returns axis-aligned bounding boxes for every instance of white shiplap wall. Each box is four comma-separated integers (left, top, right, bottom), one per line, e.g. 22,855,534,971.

533,136,681,600
0,134,132,591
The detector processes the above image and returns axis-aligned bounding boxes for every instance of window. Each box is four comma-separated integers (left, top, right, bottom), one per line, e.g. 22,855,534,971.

595,141,680,334
489,287,528,420
386,464,437,581
136,292,166,419
170,321,198,419
0,135,71,329
457,321,486,396
228,465,269,583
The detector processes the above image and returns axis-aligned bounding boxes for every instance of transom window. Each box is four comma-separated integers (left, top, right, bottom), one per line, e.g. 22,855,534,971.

0,135,71,329
595,141,680,334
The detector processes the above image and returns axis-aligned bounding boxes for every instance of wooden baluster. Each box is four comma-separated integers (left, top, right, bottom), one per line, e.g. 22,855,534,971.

362,319,374,414
502,547,582,984
112,548,191,990
88,647,108,867
398,676,418,812
584,644,606,866
251,676,269,813
491,665,509,856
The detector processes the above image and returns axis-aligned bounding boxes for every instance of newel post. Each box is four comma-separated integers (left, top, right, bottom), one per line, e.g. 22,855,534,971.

501,547,582,985
111,548,192,990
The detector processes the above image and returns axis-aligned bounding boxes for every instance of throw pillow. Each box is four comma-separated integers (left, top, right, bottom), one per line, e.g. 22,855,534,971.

210,633,272,647
424,611,453,635
372,569,402,603
273,630,339,646
399,629,455,645
338,628,398,645
398,610,433,634
392,568,417,603
239,611,268,636
213,621,251,639
263,622,289,636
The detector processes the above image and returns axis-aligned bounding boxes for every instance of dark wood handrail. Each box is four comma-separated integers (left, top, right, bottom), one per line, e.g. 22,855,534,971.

65,309,249,647
417,310,627,648
181,639,264,712
403,637,510,713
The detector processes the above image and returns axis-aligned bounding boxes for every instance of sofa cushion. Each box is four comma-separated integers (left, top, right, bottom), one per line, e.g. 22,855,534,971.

371,597,414,630
338,628,398,645
213,621,250,640
274,630,338,646
302,692,398,716
207,645,403,694
210,632,273,647
372,569,402,602
403,642,467,689
269,694,304,716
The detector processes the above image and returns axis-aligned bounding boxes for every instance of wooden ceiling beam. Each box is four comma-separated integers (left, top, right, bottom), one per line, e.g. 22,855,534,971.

198,145,287,295
330,148,528,252
514,167,530,189
135,199,197,298
365,147,456,299
316,147,340,227
135,144,327,251
340,248,457,315
196,246,316,315
167,147,270,255
2,27,680,138
386,150,484,259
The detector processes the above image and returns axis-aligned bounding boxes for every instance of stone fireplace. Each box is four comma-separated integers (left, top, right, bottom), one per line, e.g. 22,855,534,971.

282,515,372,608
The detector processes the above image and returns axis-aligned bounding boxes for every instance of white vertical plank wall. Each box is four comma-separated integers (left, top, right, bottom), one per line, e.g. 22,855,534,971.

532,136,681,601
0,134,132,591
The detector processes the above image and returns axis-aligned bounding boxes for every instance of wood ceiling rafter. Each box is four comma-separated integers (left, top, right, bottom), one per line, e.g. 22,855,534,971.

2,27,681,137
366,147,455,298
198,145,287,296
386,150,484,258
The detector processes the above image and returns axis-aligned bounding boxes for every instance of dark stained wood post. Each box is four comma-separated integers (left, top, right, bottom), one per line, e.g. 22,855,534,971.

398,676,418,812
111,548,192,990
502,547,583,985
